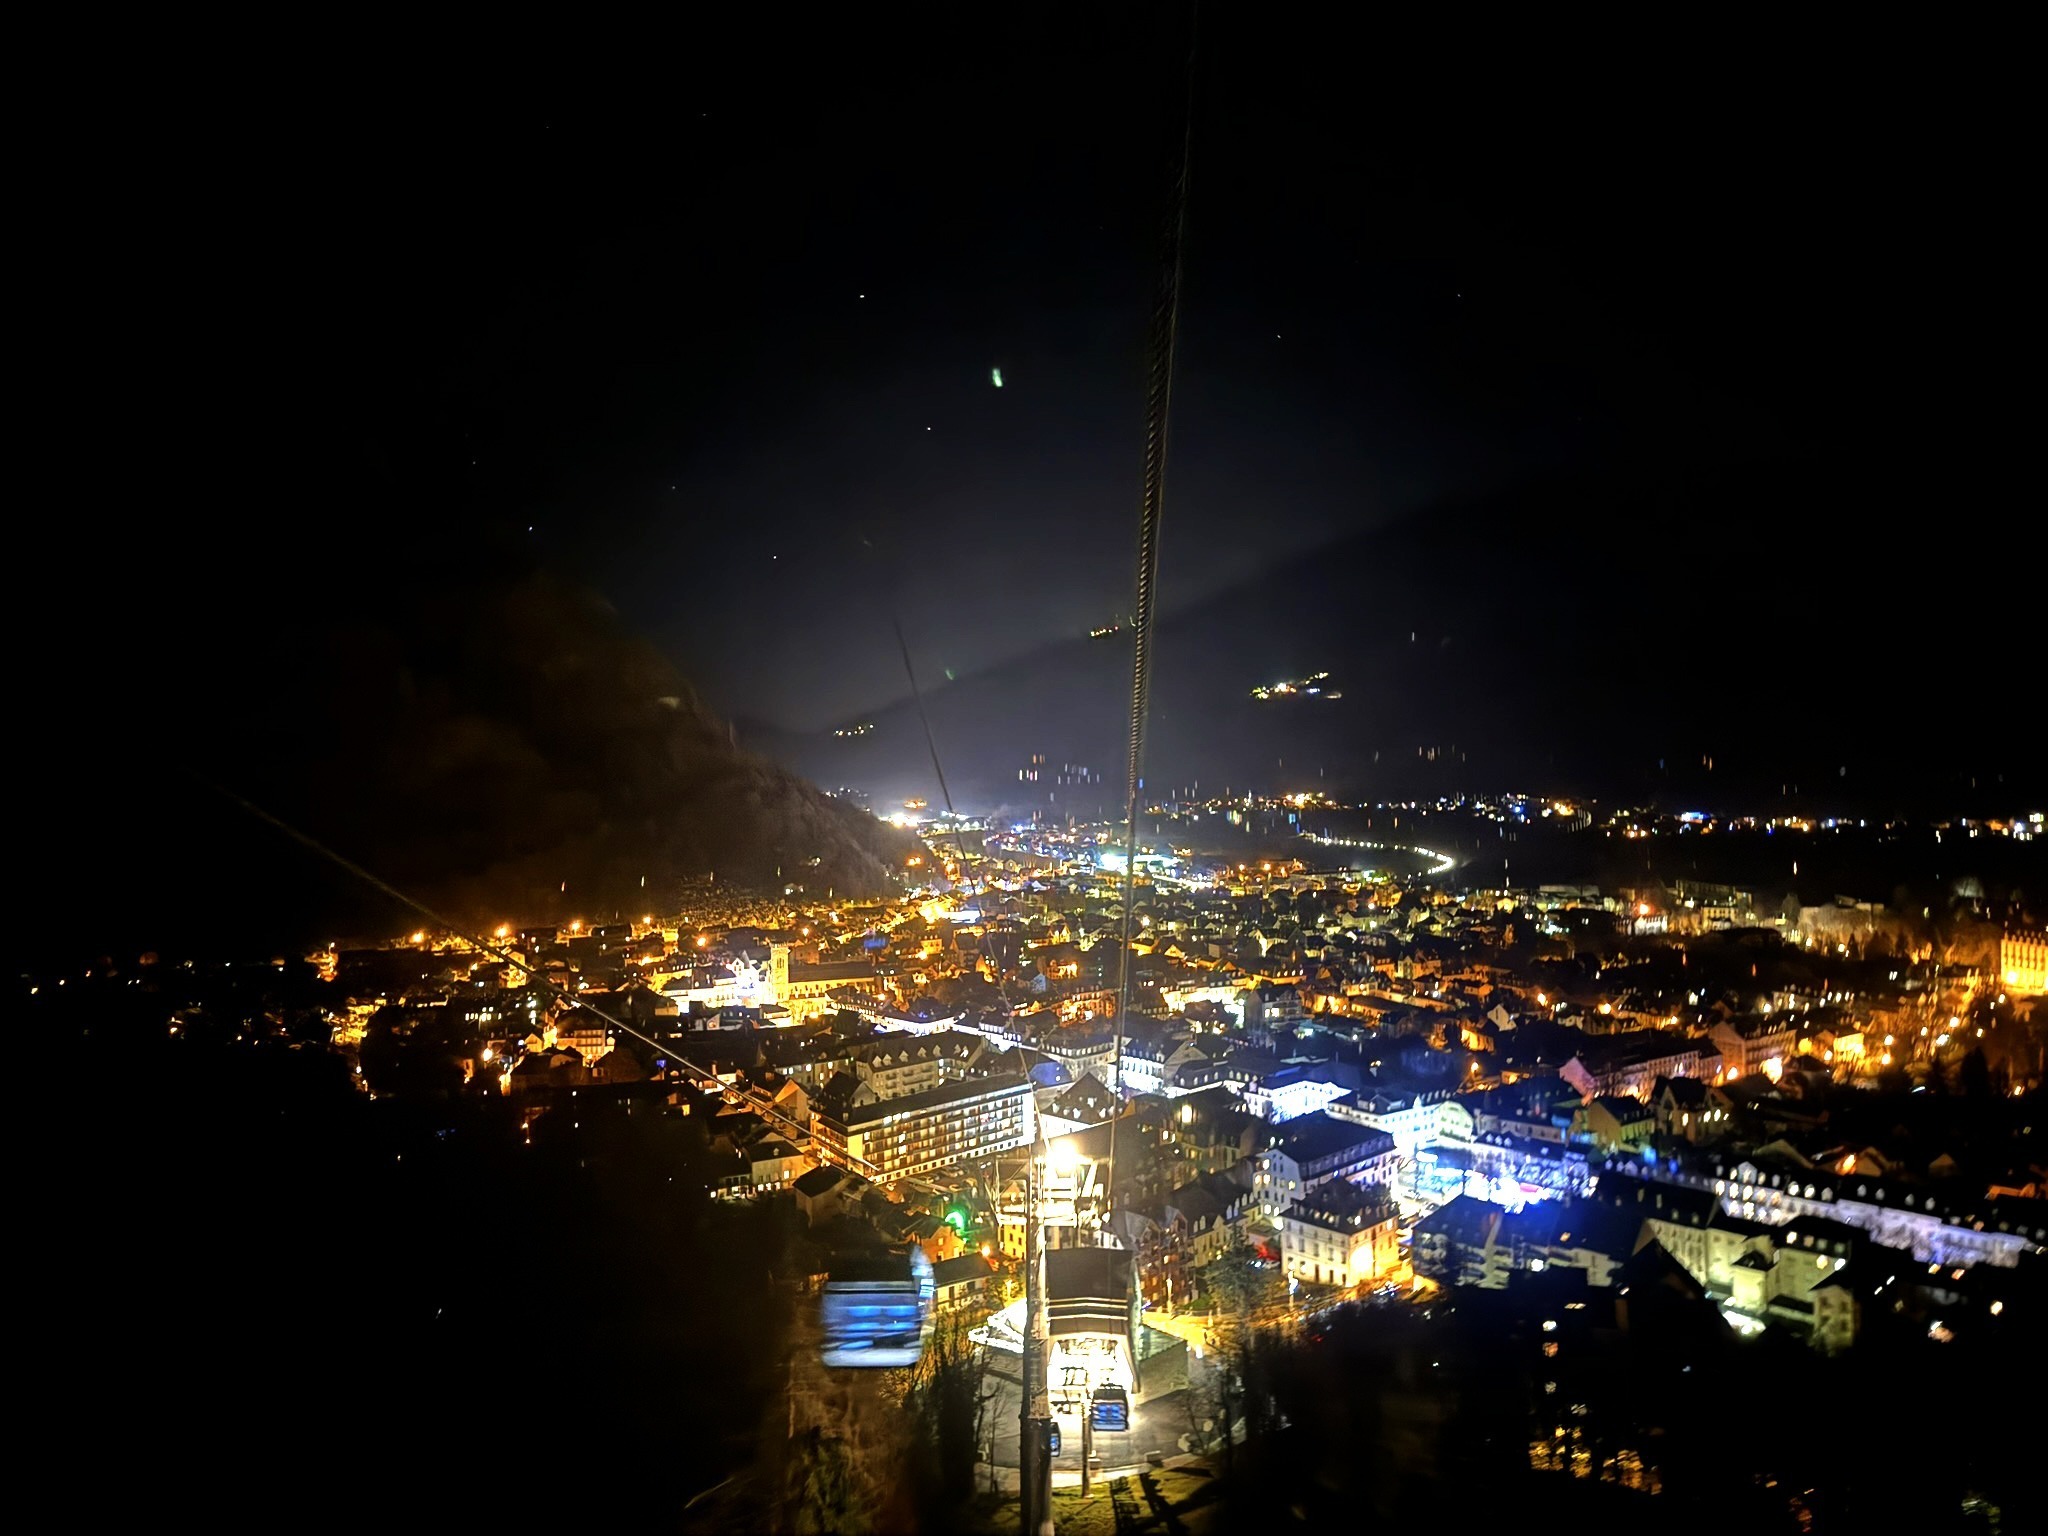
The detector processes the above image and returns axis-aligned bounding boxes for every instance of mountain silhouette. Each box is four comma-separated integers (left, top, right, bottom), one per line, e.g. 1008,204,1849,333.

22,538,916,964
744,453,2037,819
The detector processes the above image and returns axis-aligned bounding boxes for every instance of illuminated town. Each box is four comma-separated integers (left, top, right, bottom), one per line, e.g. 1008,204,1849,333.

33,787,2044,1528
24,14,2042,1535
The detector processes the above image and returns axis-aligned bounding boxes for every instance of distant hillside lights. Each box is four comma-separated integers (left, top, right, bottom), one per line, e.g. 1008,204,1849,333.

1250,671,1341,701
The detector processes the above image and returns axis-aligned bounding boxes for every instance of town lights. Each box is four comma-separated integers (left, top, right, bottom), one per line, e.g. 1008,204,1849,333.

495,924,511,939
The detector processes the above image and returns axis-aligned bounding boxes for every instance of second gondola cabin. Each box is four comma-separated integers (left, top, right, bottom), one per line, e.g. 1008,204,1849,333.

819,1245,934,1369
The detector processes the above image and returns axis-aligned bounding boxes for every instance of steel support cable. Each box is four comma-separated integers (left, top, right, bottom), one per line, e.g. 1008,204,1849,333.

890,616,1014,1023
894,615,962,837
207,782,879,1175
1108,7,1199,1221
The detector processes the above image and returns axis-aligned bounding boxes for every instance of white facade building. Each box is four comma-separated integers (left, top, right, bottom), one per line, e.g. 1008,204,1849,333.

1280,1182,1401,1290
1328,1085,1453,1160
1602,1158,2048,1271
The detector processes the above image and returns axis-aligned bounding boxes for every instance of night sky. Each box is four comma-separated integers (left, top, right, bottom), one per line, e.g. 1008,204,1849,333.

15,14,2035,960
52,14,2024,732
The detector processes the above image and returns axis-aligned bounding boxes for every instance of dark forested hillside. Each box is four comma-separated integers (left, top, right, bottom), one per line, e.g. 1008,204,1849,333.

21,538,916,964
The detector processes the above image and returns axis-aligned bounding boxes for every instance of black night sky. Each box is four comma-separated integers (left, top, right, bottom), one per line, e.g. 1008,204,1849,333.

72,17,2026,718
19,13,2039,958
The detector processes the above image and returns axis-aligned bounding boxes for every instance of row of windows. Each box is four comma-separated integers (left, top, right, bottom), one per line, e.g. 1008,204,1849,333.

877,1106,1027,1144
872,1129,1031,1179
861,1088,1030,1131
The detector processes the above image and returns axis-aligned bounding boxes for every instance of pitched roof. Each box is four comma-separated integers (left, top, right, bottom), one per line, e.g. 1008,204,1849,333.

1046,1071,1118,1118
793,1165,848,1198
1549,1199,1648,1260
1044,1247,1134,1309
1616,1236,1708,1300
1591,1172,1720,1227
1654,1075,1712,1108
932,1253,996,1288
1412,1193,1504,1248
1591,1094,1651,1121
830,1071,1031,1130
789,957,878,983
1267,1112,1396,1166
1287,1179,1397,1232
849,1030,984,1068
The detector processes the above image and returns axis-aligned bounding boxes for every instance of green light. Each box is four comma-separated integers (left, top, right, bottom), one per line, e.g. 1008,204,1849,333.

944,1205,968,1234
991,367,1003,388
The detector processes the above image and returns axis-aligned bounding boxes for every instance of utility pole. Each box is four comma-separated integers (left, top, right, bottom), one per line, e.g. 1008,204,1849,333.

1081,1403,1094,1496
1019,1146,1040,1536
1020,1149,1035,1536
1019,1144,1053,1536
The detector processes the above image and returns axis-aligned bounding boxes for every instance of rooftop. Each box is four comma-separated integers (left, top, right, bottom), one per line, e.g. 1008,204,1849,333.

1288,1179,1397,1231
1268,1111,1397,1166
829,1071,1031,1130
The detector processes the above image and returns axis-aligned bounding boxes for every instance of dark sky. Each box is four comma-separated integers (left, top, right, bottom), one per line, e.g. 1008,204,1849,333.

39,12,2031,732
10,13,2038,967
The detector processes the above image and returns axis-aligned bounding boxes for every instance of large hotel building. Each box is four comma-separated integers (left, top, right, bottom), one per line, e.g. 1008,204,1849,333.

813,1071,1035,1182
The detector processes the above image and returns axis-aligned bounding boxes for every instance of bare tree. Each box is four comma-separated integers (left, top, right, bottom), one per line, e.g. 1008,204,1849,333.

899,1319,994,1523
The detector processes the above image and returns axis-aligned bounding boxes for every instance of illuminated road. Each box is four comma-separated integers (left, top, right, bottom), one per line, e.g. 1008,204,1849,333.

1295,831,1459,876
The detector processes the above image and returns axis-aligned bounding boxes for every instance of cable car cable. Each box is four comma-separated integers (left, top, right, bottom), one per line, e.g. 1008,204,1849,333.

888,611,1014,1023
1108,1,1199,1216
204,779,877,1175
